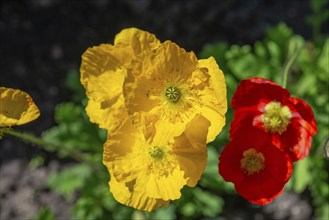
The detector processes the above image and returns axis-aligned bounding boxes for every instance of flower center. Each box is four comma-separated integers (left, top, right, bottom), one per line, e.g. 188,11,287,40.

240,148,265,175
262,101,292,134
148,146,164,159
165,86,181,103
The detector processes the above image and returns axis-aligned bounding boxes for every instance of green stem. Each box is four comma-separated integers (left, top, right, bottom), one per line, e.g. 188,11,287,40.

282,45,303,88
1,128,95,166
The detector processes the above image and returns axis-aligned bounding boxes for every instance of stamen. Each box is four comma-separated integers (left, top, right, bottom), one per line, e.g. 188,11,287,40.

148,146,164,159
165,86,181,103
262,102,292,134
240,148,265,175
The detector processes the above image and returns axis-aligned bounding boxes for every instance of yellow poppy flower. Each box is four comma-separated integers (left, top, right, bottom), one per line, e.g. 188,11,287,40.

124,41,227,143
80,28,160,132
103,114,210,211
0,87,40,127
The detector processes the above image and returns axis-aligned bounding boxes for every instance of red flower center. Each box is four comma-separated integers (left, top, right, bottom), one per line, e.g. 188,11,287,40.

261,101,292,134
240,148,265,175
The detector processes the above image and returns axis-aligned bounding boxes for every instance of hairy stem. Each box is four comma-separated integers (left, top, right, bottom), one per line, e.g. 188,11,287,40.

1,128,97,167
282,44,303,88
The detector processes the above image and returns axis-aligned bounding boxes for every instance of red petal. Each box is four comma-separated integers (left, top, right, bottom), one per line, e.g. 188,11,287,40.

218,141,245,185
232,77,290,110
280,118,314,161
289,97,317,135
263,142,293,184
230,119,272,146
247,188,284,205
229,107,260,139
235,171,285,205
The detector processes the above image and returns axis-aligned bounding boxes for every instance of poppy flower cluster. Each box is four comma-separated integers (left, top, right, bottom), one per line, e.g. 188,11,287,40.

218,77,317,205
80,28,227,211
0,87,40,128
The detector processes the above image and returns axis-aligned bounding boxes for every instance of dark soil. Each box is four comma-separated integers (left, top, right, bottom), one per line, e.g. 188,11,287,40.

0,0,318,219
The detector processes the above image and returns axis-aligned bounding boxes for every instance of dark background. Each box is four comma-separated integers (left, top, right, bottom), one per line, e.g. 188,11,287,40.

0,0,320,219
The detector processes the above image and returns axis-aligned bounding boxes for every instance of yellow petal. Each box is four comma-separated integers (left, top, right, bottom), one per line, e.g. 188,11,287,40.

80,44,127,130
0,87,40,126
80,28,161,130
109,174,169,211
173,115,210,187
141,169,186,200
195,57,227,142
103,117,148,183
114,27,161,58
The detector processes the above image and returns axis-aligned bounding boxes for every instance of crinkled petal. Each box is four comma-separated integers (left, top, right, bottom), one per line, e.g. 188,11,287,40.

141,170,186,200
0,87,40,126
109,174,169,211
85,94,126,132
114,27,161,59
232,77,290,110
194,57,227,142
81,28,161,130
289,97,317,135
280,118,314,161
80,44,127,129
173,115,210,186
103,117,146,183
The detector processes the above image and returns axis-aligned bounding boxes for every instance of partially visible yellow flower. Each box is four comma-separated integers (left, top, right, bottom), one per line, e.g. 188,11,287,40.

0,87,40,127
80,28,160,132
103,114,210,211
124,41,227,143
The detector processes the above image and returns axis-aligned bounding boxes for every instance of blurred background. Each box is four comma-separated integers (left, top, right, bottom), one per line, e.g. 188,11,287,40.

1,0,328,219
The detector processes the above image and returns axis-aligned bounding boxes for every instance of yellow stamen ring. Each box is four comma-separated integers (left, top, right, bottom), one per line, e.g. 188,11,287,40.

262,101,292,134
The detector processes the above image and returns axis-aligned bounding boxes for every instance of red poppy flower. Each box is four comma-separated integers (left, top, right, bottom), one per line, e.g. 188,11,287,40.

230,77,317,161
218,127,293,205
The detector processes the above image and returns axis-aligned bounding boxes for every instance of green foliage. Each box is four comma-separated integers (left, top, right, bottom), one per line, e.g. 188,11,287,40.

306,0,329,44
29,155,45,170
42,102,106,157
48,164,92,200
33,207,55,220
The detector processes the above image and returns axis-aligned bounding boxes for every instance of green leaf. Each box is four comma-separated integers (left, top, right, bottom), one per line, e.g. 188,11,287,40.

152,205,176,220
293,157,311,193
33,207,55,220
55,102,82,124
317,39,329,79
64,69,86,102
265,22,293,62
47,164,92,200
29,155,45,170
193,188,224,217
